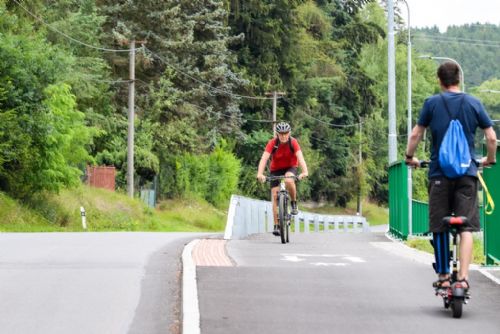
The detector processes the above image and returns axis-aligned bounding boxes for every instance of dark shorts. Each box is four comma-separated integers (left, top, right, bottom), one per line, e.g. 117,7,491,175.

270,167,297,188
428,176,480,233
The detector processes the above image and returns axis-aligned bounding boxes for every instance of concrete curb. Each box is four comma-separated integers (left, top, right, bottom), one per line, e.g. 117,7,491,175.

182,239,200,334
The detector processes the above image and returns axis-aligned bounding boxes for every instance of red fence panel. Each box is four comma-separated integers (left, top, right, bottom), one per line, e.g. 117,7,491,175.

86,166,116,191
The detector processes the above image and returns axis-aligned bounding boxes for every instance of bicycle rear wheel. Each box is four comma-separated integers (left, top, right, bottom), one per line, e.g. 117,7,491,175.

278,193,287,244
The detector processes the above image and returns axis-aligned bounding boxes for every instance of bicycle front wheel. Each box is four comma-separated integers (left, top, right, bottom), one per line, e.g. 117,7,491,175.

278,193,287,244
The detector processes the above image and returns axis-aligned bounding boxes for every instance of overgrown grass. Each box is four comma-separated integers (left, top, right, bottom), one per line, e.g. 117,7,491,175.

0,186,226,232
304,200,388,226
406,236,486,264
1,187,390,232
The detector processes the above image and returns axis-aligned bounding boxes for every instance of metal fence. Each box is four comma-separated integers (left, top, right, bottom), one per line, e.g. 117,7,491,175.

224,195,369,240
388,161,409,239
86,166,115,191
389,161,486,239
483,147,500,265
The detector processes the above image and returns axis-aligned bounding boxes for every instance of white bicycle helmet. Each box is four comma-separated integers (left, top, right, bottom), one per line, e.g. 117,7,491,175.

276,122,291,133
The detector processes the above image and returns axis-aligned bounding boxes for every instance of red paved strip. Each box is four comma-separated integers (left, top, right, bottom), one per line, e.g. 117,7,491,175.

192,239,233,267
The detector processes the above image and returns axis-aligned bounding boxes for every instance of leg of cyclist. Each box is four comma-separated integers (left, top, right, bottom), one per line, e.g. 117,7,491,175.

429,177,452,288
453,176,480,289
284,168,298,215
458,232,473,287
271,186,280,236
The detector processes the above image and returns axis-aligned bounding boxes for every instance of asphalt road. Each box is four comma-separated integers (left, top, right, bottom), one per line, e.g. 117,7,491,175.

0,232,207,334
197,232,500,334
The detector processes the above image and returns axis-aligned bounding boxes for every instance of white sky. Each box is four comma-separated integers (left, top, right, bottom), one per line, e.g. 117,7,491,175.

402,0,500,32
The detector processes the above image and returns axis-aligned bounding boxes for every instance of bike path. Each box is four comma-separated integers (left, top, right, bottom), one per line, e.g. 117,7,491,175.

196,232,500,334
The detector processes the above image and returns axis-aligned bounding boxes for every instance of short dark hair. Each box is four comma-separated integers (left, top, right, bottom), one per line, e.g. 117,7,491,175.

437,62,460,88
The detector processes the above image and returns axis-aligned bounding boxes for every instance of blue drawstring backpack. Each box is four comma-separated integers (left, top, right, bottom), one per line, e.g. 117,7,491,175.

438,94,471,178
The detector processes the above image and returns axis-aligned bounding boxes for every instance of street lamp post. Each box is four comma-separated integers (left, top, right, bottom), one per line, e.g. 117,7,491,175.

401,0,413,235
387,0,397,164
418,55,465,92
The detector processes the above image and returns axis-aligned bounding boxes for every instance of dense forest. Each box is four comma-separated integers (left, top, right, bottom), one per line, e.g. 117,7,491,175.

1,0,498,208
412,24,500,120
413,24,500,88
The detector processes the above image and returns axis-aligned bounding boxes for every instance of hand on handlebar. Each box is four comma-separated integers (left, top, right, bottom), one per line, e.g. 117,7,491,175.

405,156,420,168
405,156,430,168
257,174,266,183
298,172,308,181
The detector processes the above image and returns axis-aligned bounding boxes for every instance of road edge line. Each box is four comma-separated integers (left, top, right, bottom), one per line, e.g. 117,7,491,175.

478,268,500,285
182,239,200,334
385,232,500,284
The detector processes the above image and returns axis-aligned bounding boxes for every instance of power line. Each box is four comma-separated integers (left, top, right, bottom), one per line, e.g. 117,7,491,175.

413,34,500,45
284,97,363,128
413,35,500,49
12,0,139,53
188,102,277,123
82,78,131,84
309,134,357,148
12,0,281,101
144,47,278,101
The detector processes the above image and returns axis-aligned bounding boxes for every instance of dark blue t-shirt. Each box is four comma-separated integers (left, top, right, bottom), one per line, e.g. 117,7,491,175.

417,92,492,179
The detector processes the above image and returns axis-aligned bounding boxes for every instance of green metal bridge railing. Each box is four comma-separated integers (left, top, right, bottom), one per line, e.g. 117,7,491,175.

389,156,496,265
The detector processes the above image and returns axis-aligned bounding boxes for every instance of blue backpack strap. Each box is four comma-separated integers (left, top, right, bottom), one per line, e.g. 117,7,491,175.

440,93,466,121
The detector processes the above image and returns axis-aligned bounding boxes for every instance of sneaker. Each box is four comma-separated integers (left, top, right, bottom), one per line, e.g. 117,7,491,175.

291,201,298,215
272,225,280,236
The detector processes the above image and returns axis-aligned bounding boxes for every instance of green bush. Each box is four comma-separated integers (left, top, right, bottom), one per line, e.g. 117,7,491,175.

159,142,241,206
206,144,241,205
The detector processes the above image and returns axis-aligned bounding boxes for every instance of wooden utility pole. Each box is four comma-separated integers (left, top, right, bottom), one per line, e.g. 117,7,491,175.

265,91,286,136
127,40,146,198
127,40,135,198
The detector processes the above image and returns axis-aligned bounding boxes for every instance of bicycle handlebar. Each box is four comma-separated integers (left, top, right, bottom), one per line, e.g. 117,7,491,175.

265,175,299,182
416,160,485,169
419,160,430,168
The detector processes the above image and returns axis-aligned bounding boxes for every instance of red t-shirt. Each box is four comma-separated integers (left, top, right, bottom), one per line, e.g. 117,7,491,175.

265,138,301,172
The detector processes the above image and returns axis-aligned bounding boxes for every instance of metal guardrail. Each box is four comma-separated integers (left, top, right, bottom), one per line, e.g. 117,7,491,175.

224,195,369,240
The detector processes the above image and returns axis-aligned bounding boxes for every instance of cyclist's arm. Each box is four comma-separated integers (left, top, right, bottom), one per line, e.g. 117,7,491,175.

257,151,271,177
405,124,425,166
483,126,497,165
296,151,308,178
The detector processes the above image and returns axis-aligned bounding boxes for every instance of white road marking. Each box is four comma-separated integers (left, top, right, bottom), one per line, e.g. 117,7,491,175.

280,253,366,265
478,269,500,285
281,253,350,258
343,256,366,263
311,262,349,267
282,255,305,262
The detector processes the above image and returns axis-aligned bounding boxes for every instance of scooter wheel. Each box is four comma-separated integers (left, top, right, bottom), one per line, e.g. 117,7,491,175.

451,299,463,318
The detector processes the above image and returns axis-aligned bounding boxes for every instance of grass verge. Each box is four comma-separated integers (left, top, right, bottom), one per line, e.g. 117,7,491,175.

0,186,226,232
406,235,485,264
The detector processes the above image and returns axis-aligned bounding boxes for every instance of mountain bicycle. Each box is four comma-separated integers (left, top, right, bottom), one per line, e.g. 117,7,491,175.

266,175,298,244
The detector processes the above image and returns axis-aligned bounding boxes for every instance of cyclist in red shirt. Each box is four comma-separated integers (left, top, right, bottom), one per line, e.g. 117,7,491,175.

257,122,309,236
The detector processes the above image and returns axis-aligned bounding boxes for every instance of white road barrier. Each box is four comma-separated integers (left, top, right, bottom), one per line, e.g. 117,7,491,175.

224,195,369,240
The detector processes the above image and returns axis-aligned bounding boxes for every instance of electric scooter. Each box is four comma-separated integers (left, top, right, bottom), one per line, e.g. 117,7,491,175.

433,216,470,318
